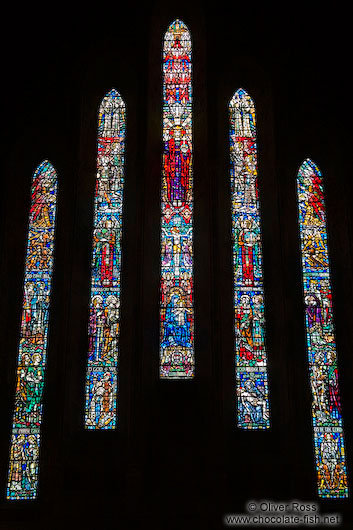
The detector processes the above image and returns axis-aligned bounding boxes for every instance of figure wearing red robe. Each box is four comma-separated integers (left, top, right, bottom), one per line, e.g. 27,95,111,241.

238,221,256,286
94,217,116,287
308,173,325,222
102,374,113,416
180,141,191,195
101,234,115,287
164,134,187,207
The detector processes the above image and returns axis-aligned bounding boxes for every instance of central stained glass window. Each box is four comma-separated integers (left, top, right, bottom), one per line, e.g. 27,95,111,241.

159,19,194,378
85,89,126,429
229,89,270,429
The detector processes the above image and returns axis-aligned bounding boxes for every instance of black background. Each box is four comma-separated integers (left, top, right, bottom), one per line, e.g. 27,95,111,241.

1,2,353,529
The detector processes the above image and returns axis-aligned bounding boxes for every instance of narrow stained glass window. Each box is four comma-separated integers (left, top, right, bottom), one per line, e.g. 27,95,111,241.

229,89,270,429
297,158,348,498
160,19,194,379
7,160,58,500
85,89,125,429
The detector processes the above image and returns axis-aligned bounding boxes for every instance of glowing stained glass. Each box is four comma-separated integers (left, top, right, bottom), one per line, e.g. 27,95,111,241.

7,160,58,500
85,89,125,429
297,158,348,498
160,19,194,379
229,89,270,429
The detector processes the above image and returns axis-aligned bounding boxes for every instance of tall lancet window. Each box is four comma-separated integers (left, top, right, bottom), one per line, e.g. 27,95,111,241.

85,89,126,429
7,160,58,500
229,89,270,429
297,158,348,498
160,20,194,379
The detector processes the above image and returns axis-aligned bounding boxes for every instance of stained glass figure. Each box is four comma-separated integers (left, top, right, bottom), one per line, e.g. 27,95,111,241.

7,160,58,500
160,19,194,378
297,158,348,498
229,89,270,429
84,89,125,429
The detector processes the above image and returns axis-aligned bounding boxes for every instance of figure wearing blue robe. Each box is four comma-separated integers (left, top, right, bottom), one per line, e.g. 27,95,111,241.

239,379,267,425
161,294,191,348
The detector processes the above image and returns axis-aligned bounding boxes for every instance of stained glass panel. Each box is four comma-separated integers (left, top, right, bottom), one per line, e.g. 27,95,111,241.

7,160,58,500
297,158,348,498
229,89,270,429
84,89,125,429
160,20,194,378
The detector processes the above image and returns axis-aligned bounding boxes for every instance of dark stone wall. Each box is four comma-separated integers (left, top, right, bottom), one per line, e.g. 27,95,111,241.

1,3,352,528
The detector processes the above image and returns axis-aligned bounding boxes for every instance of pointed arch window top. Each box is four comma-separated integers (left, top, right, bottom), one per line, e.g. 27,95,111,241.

98,89,126,138
298,158,326,227
102,87,122,100
164,19,191,45
229,88,256,139
229,87,253,106
31,159,57,189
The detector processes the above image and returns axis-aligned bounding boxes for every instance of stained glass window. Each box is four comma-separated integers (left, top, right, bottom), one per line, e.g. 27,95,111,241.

7,160,58,500
84,89,125,429
160,20,194,378
229,89,270,429
297,158,348,498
